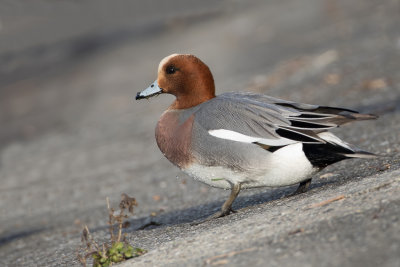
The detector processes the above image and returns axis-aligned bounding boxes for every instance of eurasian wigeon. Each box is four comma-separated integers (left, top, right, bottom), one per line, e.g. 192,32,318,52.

136,54,377,220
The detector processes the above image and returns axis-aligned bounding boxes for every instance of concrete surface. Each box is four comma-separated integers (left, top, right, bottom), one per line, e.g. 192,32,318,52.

0,0,399,266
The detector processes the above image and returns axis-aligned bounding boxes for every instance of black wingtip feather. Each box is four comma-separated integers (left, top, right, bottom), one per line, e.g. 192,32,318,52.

288,120,334,130
276,128,323,143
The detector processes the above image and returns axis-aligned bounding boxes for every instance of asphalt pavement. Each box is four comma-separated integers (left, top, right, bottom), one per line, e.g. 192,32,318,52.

0,0,399,266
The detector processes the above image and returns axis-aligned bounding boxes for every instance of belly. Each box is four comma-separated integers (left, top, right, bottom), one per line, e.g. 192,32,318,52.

183,143,319,189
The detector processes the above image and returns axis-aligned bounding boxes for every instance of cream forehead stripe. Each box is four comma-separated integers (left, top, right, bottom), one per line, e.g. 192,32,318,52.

158,53,179,73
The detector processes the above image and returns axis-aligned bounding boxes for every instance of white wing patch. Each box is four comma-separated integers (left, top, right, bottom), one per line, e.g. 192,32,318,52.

208,129,258,143
208,129,296,146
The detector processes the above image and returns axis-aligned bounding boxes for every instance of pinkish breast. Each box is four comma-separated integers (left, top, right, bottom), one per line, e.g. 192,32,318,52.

155,110,195,169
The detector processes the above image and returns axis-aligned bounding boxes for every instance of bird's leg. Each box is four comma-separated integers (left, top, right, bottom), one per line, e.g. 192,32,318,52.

191,183,241,225
290,178,312,196
213,183,241,218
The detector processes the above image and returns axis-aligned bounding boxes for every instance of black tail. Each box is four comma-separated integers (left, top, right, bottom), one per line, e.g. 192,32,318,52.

302,142,376,169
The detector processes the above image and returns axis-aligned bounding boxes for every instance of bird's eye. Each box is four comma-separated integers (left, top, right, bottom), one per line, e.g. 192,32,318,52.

166,65,177,74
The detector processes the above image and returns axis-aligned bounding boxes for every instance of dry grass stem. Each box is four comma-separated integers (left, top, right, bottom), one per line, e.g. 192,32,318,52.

308,195,345,208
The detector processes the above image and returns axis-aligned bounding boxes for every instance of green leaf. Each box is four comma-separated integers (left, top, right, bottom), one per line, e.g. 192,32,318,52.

134,248,147,256
108,247,117,256
99,256,108,263
111,254,123,263
124,251,133,258
114,242,124,251
92,253,101,260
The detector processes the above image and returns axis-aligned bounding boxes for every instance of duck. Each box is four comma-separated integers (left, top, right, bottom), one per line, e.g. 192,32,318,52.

136,53,377,220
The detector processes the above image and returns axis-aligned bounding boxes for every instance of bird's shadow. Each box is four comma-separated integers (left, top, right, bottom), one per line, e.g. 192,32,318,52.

90,153,396,235
125,178,338,230
0,227,46,247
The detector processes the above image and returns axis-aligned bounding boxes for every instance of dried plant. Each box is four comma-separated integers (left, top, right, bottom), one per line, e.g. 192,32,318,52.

77,194,146,267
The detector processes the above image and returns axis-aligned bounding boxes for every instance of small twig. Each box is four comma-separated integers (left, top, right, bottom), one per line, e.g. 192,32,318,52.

85,225,101,252
106,197,115,243
308,195,345,209
76,249,87,267
106,197,110,210
77,193,145,266
117,218,123,243
102,243,106,257
204,247,257,265
288,228,304,235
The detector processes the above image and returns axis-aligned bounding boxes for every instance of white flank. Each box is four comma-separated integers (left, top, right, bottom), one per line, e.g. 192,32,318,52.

208,129,295,146
267,143,317,186
184,143,317,189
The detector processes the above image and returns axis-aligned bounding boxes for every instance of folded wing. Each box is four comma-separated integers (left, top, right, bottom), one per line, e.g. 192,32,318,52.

194,92,376,148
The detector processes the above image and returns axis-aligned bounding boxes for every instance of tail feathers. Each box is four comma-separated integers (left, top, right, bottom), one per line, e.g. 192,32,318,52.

344,150,377,159
332,112,378,127
346,112,378,121
318,131,377,159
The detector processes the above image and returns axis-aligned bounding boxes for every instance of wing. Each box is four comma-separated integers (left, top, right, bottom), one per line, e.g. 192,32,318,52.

194,92,376,148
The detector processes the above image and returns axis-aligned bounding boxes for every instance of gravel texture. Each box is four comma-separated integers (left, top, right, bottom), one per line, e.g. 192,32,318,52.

0,0,399,266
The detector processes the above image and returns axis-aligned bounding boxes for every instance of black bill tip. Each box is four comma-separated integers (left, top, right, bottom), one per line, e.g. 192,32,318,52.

136,92,145,100
135,90,163,100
